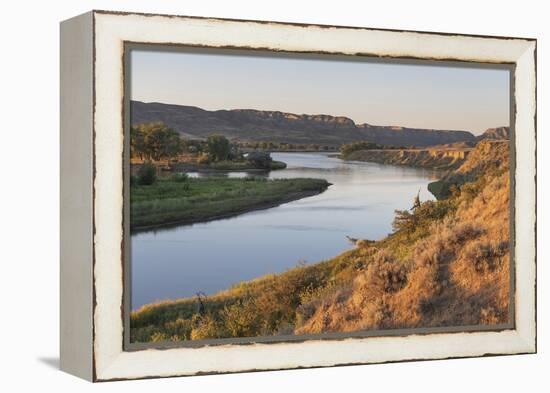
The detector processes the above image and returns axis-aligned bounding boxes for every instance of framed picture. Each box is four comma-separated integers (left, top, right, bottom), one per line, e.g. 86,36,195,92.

60,10,537,381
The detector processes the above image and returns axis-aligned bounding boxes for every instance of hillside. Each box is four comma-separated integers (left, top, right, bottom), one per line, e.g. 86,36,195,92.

342,148,471,170
130,140,510,342
477,126,510,141
296,140,510,333
131,101,476,147
338,126,509,172
428,140,509,199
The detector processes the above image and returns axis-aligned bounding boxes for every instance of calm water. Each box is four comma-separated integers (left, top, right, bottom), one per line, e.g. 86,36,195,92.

131,153,440,309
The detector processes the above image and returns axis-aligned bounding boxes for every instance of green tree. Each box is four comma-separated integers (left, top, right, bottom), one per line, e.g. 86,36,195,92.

130,122,182,161
143,123,182,161
206,134,231,162
340,141,384,158
392,209,415,233
130,126,146,160
246,151,273,168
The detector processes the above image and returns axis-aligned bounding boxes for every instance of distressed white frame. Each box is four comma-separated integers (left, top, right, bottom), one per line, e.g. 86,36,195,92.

61,10,536,381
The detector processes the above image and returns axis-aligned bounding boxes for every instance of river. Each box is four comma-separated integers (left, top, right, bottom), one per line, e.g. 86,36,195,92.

131,152,440,309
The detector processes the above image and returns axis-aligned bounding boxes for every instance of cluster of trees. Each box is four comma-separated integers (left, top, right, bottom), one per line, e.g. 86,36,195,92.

339,141,412,158
131,122,182,161
339,141,385,157
237,141,338,151
131,122,240,163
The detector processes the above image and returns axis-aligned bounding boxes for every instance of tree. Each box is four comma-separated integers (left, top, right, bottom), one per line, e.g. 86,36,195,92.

392,208,415,233
393,192,421,232
411,189,421,211
130,126,146,160
130,122,182,161
143,123,182,161
246,151,273,168
340,141,383,158
206,134,231,162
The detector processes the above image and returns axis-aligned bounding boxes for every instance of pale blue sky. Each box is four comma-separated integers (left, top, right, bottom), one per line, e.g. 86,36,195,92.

130,48,510,135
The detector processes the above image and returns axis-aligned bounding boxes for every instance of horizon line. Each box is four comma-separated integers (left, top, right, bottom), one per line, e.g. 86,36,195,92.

131,100,509,135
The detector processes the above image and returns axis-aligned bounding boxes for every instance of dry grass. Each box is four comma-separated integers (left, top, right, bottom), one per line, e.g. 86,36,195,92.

131,140,511,342
296,142,511,334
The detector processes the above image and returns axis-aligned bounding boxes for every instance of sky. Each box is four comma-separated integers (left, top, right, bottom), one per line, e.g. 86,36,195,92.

130,48,511,135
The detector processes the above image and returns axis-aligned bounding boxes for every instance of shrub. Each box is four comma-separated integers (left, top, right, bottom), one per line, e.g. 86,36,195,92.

449,222,484,244
150,331,168,342
246,151,273,168
360,251,408,295
190,314,226,340
392,199,456,237
164,318,193,341
130,174,138,187
459,179,484,202
480,307,501,325
137,162,157,185
220,298,263,337
465,240,508,273
299,281,338,305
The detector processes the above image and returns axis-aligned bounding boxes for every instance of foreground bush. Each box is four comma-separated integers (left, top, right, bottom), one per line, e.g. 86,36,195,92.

137,162,157,185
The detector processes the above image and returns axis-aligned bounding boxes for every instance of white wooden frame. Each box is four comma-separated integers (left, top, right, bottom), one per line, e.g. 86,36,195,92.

60,10,537,382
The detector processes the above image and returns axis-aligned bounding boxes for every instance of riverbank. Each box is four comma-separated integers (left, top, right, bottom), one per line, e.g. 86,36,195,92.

341,148,471,170
130,141,510,343
171,159,286,172
131,177,331,230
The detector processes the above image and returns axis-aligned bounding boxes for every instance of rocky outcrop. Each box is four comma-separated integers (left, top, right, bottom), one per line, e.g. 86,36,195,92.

477,126,510,141
428,140,510,199
131,100,476,147
343,148,471,170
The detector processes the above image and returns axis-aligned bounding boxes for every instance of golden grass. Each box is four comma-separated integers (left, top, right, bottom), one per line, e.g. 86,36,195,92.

296,143,510,334
131,140,511,342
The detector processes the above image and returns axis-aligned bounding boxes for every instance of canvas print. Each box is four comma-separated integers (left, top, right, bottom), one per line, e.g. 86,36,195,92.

128,48,512,344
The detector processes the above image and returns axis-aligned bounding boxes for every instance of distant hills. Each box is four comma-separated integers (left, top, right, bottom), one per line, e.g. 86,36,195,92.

131,101,482,147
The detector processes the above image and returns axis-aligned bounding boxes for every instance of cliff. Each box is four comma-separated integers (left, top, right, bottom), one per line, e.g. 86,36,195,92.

131,100,476,147
343,148,471,170
428,140,509,199
339,126,509,175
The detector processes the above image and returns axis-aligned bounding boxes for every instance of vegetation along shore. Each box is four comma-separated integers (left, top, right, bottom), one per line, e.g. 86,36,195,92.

131,175,330,230
129,122,330,230
131,139,510,342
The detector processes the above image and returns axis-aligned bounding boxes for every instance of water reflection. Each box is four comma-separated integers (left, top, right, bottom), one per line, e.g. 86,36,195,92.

131,152,441,309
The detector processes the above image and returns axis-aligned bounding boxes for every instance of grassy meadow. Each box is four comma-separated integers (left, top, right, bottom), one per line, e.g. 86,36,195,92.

131,176,331,230
168,158,287,172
